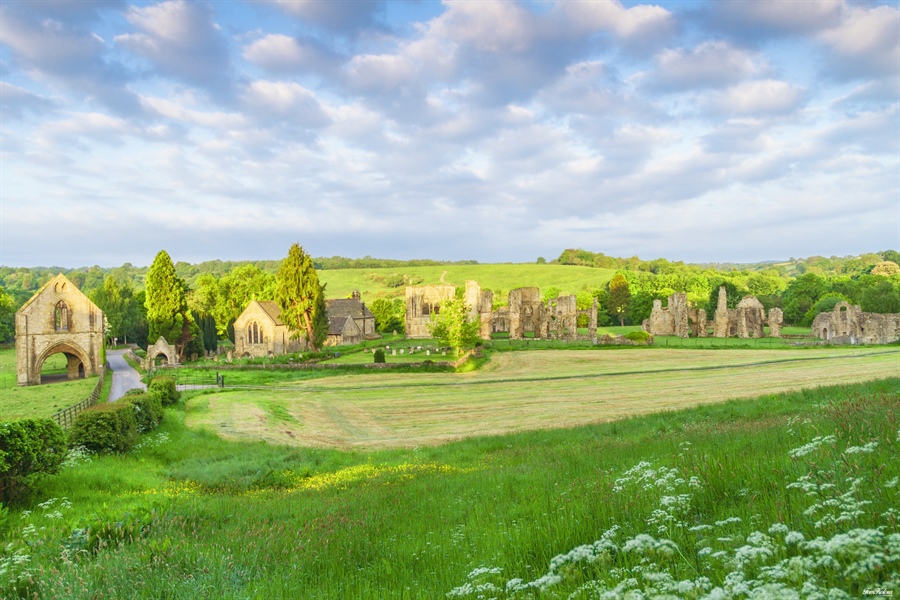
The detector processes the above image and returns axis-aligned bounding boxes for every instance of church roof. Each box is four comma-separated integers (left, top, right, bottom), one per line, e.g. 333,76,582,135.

253,300,285,326
326,297,374,320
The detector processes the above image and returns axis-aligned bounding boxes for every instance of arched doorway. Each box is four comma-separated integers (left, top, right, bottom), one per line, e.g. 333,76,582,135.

36,342,91,384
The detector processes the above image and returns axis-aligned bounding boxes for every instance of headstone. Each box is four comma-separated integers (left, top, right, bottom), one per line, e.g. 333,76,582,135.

442,350,446,356
426,350,431,356
392,349,397,356
400,349,405,354
191,353,198,362
213,355,218,362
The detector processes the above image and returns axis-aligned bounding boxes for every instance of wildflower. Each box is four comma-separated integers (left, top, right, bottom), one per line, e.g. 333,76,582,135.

788,435,836,458
844,441,879,454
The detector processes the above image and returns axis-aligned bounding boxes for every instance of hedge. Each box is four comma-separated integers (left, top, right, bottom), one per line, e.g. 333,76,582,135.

0,419,67,503
148,376,180,406
125,393,164,433
68,402,138,454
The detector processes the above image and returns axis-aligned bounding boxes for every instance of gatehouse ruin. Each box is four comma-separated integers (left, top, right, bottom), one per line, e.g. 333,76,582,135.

15,274,105,386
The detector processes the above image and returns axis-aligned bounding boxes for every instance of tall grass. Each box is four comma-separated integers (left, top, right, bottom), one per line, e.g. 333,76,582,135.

0,378,897,598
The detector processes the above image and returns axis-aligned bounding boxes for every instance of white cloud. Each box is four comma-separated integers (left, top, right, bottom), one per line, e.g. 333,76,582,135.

651,41,766,91
819,4,900,79
709,80,805,116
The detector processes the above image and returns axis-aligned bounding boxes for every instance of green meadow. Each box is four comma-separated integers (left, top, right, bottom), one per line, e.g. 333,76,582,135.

0,349,102,420
1,377,897,598
317,263,615,299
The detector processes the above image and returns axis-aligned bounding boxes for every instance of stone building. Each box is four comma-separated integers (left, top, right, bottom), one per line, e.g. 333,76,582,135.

15,273,105,386
326,291,376,338
713,287,767,338
325,316,363,347
812,302,900,345
405,285,457,339
643,293,691,338
233,300,305,358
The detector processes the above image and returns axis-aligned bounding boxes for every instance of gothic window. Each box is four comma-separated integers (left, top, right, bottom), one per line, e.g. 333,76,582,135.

249,322,260,344
55,301,70,331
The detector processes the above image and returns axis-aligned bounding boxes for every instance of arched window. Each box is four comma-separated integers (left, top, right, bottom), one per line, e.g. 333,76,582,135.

55,301,70,331
249,322,260,344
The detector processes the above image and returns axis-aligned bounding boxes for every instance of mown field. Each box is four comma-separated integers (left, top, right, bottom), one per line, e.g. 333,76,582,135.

184,347,899,449
0,349,101,420
318,263,614,299
1,377,897,598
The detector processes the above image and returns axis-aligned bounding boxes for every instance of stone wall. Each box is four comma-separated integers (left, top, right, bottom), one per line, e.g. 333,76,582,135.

15,274,105,386
405,285,457,339
465,280,494,340
812,302,900,345
508,287,542,340
642,293,689,338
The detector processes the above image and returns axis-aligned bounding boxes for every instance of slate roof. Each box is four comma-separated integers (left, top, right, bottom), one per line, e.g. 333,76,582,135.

327,315,353,336
326,298,374,320
255,301,285,326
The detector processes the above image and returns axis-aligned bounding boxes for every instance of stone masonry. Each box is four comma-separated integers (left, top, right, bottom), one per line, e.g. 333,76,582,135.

812,302,900,345
15,273,105,386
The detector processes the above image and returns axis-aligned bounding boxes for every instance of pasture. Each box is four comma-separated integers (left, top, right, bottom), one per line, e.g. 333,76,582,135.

0,348,102,420
318,263,614,299
1,377,897,598
184,347,899,449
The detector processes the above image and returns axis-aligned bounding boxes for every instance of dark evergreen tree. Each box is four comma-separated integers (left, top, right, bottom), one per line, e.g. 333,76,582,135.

275,244,328,352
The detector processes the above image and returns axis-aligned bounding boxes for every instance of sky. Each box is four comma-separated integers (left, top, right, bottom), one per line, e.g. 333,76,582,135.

1,0,898,268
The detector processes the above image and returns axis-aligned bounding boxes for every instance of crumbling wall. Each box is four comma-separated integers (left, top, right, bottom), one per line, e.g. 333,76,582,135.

405,285,457,339
466,280,494,340
643,293,689,338
544,294,578,340
508,287,542,340
812,302,900,345
768,307,784,338
735,296,766,338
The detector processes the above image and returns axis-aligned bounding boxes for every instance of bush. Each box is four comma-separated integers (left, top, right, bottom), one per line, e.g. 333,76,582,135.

68,403,138,453
123,388,145,397
125,393,164,433
373,349,386,363
0,419,67,503
148,376,179,406
625,331,652,344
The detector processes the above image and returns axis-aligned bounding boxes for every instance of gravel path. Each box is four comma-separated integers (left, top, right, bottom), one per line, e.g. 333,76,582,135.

107,349,146,401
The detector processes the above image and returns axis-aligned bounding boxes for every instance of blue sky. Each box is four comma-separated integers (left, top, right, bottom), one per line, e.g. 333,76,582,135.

1,0,898,267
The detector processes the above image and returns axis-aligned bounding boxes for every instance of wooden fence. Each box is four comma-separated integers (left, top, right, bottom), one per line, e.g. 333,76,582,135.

51,363,109,429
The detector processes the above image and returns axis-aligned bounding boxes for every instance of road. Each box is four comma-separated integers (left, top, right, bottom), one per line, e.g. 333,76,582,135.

107,349,146,401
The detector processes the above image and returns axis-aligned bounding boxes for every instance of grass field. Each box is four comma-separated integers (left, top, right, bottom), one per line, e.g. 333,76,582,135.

1,378,897,598
184,347,899,449
0,348,103,420
318,263,615,299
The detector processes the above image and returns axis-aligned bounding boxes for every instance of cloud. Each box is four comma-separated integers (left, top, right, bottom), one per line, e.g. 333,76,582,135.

703,0,843,40
819,4,900,80
242,33,341,74
648,41,767,91
241,80,330,129
556,0,677,53
0,82,57,119
116,0,233,100
707,80,806,116
271,0,386,35
0,4,142,115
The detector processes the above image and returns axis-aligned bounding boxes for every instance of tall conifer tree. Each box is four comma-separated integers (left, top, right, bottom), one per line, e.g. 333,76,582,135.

145,250,192,358
275,244,328,352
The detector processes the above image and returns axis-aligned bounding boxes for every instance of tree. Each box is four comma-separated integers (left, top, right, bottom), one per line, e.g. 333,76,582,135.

607,273,631,326
275,244,328,352
861,280,900,314
370,297,404,333
428,294,480,356
0,285,14,343
871,261,900,277
145,250,194,359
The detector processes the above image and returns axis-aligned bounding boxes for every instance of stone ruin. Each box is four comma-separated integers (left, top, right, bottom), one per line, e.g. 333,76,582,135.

15,273,105,386
812,301,900,345
405,284,457,339
145,336,179,369
465,280,494,340
643,287,784,339
406,282,598,342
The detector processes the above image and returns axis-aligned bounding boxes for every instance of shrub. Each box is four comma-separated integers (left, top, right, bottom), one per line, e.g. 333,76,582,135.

125,393,164,433
68,403,138,453
123,387,145,397
148,376,179,406
0,419,67,503
625,331,652,344
373,349,386,363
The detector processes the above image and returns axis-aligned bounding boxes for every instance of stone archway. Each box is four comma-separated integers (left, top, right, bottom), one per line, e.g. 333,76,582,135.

145,337,178,370
15,274,105,386
36,341,91,383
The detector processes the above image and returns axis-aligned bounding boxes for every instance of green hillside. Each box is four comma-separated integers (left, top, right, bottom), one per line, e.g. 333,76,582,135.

318,263,615,300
